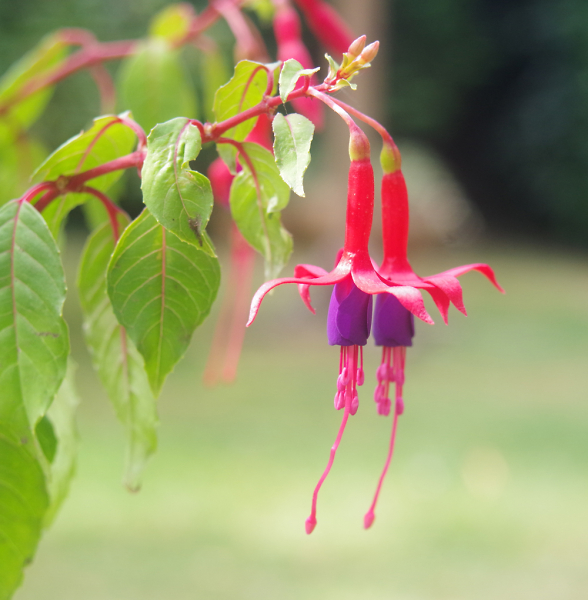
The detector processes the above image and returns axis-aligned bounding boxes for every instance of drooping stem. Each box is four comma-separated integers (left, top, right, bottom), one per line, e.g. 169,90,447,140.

80,186,126,240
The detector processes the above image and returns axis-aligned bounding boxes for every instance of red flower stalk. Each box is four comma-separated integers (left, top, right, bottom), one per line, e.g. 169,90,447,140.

292,0,354,55
273,3,324,128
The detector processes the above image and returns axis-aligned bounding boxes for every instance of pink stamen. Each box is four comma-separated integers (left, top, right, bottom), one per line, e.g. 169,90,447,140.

308,345,362,533
364,401,400,529
365,346,407,529
306,399,351,534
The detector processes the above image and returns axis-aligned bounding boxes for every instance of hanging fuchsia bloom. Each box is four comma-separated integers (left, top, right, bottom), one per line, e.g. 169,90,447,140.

273,3,324,128
360,141,504,529
248,124,434,533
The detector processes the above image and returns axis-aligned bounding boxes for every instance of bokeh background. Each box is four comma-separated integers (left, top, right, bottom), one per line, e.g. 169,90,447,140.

2,0,588,598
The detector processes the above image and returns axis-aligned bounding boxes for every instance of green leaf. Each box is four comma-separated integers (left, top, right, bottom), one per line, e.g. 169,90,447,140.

118,39,197,134
0,126,48,206
44,359,79,525
202,49,231,123
149,3,194,45
35,416,57,463
107,209,220,395
0,425,49,600
213,60,268,171
142,118,215,255
78,217,158,490
272,112,314,197
0,200,69,435
278,59,319,103
229,142,292,278
0,33,68,130
33,114,136,237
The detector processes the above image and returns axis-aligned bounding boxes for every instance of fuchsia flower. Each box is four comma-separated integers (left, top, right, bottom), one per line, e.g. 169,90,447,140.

247,122,503,534
361,142,504,528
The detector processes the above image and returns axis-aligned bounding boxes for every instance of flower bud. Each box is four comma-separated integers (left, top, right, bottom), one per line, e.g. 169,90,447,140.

359,41,379,64
347,35,366,58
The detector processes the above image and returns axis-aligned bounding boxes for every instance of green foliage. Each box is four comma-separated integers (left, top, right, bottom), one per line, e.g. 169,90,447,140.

141,118,215,256
107,209,220,395
0,200,69,434
0,200,74,600
149,4,194,45
118,39,197,134
33,114,136,237
229,142,292,279
272,112,314,197
44,359,79,525
0,425,49,600
78,217,158,490
278,59,319,103
213,60,269,171
0,33,68,131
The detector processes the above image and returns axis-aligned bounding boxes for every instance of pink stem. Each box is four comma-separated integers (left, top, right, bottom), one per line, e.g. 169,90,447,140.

89,63,117,114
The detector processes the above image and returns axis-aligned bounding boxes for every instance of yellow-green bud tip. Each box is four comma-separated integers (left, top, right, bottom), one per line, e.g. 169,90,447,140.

349,126,371,161
380,142,401,174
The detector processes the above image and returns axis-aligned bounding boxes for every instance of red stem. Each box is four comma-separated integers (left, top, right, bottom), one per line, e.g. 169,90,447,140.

80,186,125,240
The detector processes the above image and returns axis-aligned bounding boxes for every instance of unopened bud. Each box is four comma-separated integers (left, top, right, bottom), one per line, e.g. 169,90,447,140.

348,35,366,58
360,41,379,64
380,142,401,174
348,125,370,161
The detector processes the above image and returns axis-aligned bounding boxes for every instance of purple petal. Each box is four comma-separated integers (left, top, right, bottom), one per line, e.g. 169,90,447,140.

327,278,373,346
373,293,414,347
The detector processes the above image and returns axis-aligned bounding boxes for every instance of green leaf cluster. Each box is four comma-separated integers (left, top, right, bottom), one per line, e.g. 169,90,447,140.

229,142,293,279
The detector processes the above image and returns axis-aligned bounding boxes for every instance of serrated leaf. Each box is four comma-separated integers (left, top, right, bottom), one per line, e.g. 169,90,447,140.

35,416,57,463
0,200,69,435
272,112,314,197
118,39,197,134
149,3,194,45
0,33,68,130
213,60,268,171
107,209,220,395
278,59,319,103
44,359,79,525
32,114,136,237
0,424,49,600
142,118,215,255
229,142,292,278
78,216,158,490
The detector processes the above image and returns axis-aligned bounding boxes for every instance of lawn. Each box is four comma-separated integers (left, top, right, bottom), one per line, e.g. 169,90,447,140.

15,240,588,600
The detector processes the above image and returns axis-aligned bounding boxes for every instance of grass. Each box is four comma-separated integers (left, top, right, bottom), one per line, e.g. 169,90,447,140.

15,240,588,600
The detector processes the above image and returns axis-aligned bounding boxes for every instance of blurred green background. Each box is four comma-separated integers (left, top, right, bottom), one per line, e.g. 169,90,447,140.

2,0,588,598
